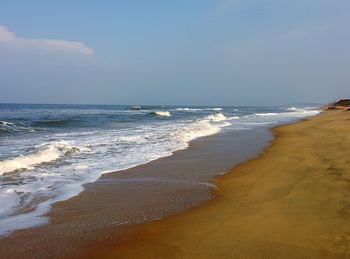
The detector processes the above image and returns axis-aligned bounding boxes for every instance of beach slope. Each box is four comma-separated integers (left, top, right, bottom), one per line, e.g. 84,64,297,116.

97,110,350,258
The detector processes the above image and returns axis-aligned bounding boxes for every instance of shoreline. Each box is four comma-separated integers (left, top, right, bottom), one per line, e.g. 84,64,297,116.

0,121,273,258
87,110,350,258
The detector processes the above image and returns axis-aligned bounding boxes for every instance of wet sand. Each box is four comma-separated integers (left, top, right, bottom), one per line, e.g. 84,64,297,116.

90,110,350,258
0,125,271,258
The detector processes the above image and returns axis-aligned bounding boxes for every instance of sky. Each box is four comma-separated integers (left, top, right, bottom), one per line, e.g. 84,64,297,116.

0,0,349,106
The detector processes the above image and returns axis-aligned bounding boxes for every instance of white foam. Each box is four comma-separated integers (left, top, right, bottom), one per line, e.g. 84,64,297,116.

173,120,220,144
118,135,147,143
204,113,239,122
0,141,80,175
256,113,278,116
175,108,202,111
255,108,320,119
285,107,320,115
175,107,222,112
150,111,171,117
286,107,299,111
172,113,232,144
205,113,228,122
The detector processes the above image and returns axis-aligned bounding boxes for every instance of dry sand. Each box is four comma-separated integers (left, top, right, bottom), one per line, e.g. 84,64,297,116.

91,110,350,258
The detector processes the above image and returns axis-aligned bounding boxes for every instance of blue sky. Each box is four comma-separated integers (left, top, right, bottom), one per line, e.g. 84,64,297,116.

0,0,349,105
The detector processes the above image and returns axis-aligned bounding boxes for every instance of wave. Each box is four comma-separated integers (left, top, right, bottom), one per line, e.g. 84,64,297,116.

205,113,229,122
32,119,78,127
285,107,318,113
149,111,171,117
170,112,232,144
118,135,147,143
253,108,320,119
285,107,320,116
255,113,278,116
0,121,33,133
130,106,142,110
285,107,299,112
0,141,81,175
175,108,202,111
171,116,230,146
173,121,221,145
175,107,223,112
199,113,239,123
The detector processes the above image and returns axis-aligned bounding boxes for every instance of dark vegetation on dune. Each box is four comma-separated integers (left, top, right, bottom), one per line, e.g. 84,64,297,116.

333,99,350,107
327,99,350,110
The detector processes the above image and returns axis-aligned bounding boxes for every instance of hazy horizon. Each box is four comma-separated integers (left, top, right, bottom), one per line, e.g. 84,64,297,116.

0,101,326,107
1,1,349,106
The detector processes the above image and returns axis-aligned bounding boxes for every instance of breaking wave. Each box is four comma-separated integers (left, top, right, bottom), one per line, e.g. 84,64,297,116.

0,141,82,175
175,107,223,112
285,107,318,113
149,111,171,117
205,113,229,122
168,113,232,149
0,121,33,134
286,107,299,111
255,107,320,118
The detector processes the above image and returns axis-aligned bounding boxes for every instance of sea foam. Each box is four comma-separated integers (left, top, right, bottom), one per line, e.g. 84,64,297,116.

175,107,223,112
149,111,171,117
0,141,81,175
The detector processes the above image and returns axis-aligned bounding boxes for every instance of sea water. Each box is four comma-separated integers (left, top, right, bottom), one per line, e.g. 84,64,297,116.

0,103,319,236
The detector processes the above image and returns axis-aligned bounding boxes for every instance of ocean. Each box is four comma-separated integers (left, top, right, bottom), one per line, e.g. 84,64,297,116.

0,103,319,236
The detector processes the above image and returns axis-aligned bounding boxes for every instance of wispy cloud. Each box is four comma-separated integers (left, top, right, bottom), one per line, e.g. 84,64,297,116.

0,25,93,55
0,26,16,42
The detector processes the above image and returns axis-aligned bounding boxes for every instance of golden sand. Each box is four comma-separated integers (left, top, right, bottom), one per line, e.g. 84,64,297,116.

91,110,350,258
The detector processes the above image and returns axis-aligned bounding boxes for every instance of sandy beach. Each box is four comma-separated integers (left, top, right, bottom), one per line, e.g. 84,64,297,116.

88,110,350,258
1,1,349,258
1,110,349,258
